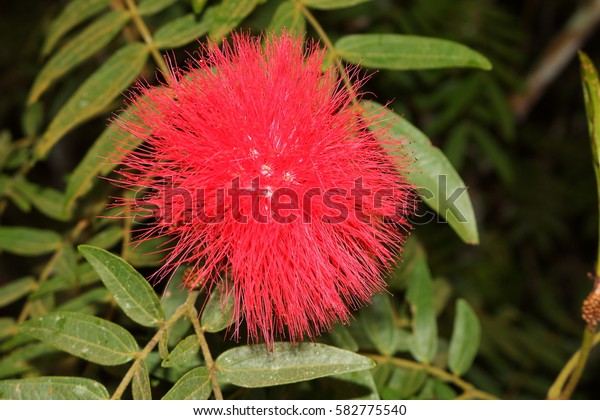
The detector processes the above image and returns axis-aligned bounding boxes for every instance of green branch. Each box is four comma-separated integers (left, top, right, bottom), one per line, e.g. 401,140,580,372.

189,308,224,400
111,292,198,400
123,0,170,77
293,0,358,104
366,353,498,400
548,331,600,399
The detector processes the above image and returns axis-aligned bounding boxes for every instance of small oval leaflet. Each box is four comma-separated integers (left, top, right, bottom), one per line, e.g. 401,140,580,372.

161,335,201,368
200,281,236,333
406,255,438,364
447,299,481,376
162,367,211,400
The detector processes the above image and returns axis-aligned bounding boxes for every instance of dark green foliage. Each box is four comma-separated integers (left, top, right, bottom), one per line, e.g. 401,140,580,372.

0,0,598,400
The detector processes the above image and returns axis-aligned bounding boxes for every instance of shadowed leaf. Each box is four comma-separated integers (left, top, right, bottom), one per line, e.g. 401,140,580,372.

209,0,258,41
36,43,149,159
302,0,372,10
29,10,130,104
63,110,143,216
201,281,235,333
406,255,438,363
162,366,211,400
155,14,212,49
161,335,200,368
138,0,179,15
448,299,481,376
0,277,36,308
269,2,305,36
0,227,61,256
132,361,152,400
42,0,111,56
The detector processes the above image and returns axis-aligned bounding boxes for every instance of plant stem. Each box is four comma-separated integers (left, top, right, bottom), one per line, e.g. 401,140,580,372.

111,292,197,400
189,309,224,400
123,0,170,77
366,353,498,400
561,328,595,399
294,0,358,103
15,218,90,324
16,243,64,324
548,330,600,399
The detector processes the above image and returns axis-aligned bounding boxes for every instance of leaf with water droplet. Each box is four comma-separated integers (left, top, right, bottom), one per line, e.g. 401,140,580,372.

0,377,109,399
79,245,164,327
216,342,375,388
21,311,138,366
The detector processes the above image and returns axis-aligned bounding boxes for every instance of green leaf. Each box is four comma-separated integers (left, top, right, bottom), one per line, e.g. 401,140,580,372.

362,100,479,244
447,299,481,376
30,277,69,298
0,318,16,341
14,180,69,221
0,343,56,379
217,342,375,388
138,0,179,15
21,312,138,366
0,227,61,256
21,102,44,136
302,0,372,10
406,256,437,364
161,335,201,368
63,111,144,216
55,244,78,285
328,323,359,352
268,2,305,36
30,10,131,104
125,237,170,267
192,0,208,14
0,277,36,308
0,377,109,400
209,0,258,41
333,370,380,400
86,226,123,250
56,288,110,313
155,13,212,49
0,131,12,170
579,51,600,266
42,0,111,56
336,34,492,71
161,267,192,346
79,245,165,327
36,43,149,159
381,366,427,399
132,361,152,400
359,293,399,356
200,281,235,333
162,366,211,400
76,262,101,286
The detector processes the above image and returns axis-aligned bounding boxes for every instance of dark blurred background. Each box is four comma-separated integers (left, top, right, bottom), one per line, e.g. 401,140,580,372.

1,0,599,399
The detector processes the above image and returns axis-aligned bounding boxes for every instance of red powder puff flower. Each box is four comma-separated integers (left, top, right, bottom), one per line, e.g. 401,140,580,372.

114,32,413,346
